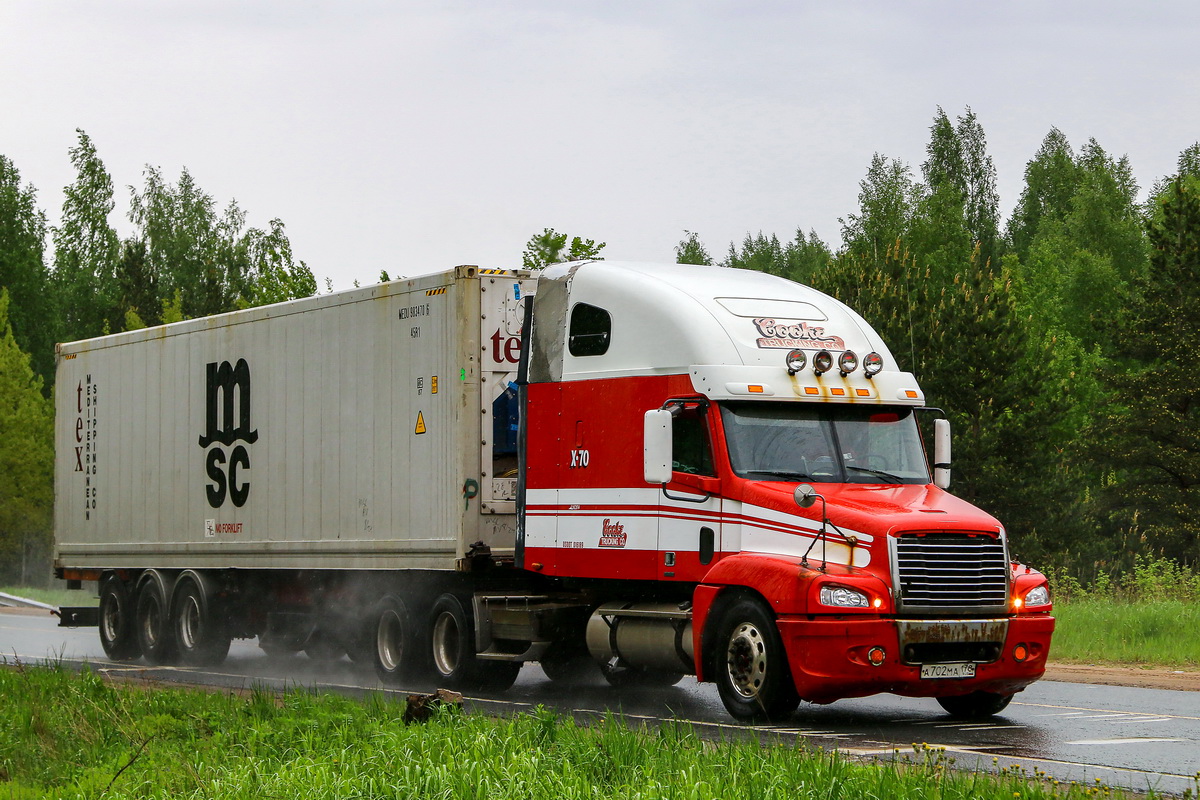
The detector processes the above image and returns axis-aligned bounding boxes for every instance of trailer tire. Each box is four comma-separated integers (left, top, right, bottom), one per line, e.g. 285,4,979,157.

135,572,177,666
171,573,231,667
709,595,799,722
98,576,141,662
936,690,1014,719
373,595,415,685
429,593,520,693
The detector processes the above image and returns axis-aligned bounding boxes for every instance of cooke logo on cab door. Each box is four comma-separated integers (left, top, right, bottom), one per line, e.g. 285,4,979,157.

598,519,627,548
198,358,258,508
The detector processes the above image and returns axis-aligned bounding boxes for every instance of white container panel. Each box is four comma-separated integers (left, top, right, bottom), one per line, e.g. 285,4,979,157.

53,270,505,572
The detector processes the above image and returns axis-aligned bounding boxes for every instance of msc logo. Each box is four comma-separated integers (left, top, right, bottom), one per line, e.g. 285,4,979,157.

198,359,259,508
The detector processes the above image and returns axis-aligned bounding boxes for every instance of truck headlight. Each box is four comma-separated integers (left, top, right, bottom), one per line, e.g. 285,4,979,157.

819,585,870,608
1023,585,1050,608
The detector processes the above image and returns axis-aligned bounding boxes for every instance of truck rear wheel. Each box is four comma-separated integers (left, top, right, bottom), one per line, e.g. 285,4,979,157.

172,573,231,667
373,595,415,685
98,576,141,662
709,595,799,722
135,572,177,666
430,593,521,693
936,690,1014,719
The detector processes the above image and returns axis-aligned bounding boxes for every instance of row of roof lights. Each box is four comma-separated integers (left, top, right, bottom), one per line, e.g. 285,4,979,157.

785,349,884,379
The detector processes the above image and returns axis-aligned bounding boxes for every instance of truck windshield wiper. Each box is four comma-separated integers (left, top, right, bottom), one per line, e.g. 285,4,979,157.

743,469,814,482
845,466,904,483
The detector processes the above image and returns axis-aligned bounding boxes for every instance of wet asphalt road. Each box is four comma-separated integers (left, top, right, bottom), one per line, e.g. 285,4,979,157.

3,608,1198,796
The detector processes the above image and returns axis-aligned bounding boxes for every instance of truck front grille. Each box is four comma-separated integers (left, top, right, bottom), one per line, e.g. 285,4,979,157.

892,534,1009,614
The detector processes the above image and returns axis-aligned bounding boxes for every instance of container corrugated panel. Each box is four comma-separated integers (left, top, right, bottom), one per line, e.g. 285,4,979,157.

53,268,496,571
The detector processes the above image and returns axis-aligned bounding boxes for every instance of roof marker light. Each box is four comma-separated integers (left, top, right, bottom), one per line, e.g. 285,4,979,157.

863,352,884,378
812,350,833,376
838,350,858,376
785,349,807,375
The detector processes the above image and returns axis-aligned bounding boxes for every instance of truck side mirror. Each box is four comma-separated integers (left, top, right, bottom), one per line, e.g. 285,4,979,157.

933,418,951,489
794,483,818,508
643,409,673,484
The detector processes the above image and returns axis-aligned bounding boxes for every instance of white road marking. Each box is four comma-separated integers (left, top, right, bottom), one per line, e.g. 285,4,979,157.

1016,700,1200,722
1065,738,1184,746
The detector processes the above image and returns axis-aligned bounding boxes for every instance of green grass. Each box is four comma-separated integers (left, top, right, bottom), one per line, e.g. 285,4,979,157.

1050,599,1200,667
1,584,96,609
1,664,1179,800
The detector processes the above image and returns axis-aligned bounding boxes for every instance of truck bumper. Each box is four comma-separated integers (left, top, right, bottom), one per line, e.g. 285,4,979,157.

775,614,1055,704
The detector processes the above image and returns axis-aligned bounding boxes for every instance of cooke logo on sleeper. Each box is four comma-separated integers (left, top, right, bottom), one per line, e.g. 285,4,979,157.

752,318,845,350
198,358,258,509
598,519,627,548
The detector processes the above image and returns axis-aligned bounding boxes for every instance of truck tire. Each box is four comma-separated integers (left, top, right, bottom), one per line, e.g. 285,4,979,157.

171,573,231,667
373,595,415,685
429,593,521,693
936,690,1014,719
135,572,178,666
709,595,800,722
98,576,141,662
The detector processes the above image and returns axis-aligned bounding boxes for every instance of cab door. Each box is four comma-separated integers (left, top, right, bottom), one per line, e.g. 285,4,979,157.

655,402,723,582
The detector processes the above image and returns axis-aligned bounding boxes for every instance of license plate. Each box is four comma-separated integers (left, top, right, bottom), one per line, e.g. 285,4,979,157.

921,662,976,679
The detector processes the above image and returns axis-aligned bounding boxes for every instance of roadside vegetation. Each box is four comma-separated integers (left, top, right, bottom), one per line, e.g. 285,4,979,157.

1,664,1186,800
0,583,87,609
1047,555,1200,668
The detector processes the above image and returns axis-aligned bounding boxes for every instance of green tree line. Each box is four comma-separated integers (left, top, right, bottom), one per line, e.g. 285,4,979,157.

0,130,317,582
4,115,1198,584
675,108,1200,576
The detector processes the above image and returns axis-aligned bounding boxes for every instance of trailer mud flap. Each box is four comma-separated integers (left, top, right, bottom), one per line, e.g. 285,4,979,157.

56,606,100,627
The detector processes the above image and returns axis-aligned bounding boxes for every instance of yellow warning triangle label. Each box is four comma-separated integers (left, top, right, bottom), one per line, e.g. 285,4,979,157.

414,411,427,435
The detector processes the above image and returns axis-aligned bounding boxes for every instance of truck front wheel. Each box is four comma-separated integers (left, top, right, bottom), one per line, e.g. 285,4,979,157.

98,576,141,662
936,690,1014,719
709,596,799,722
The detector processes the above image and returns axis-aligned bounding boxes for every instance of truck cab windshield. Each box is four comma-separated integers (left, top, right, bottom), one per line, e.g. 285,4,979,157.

719,402,931,485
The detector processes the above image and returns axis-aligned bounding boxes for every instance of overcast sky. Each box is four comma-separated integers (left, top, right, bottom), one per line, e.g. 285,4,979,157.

2,1,1198,289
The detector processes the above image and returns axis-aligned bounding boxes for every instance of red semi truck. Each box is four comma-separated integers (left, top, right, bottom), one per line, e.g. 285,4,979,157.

54,261,1054,721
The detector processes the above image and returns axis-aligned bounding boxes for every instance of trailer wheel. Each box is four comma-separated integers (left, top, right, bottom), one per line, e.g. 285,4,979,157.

709,595,799,722
373,595,415,685
98,576,141,662
135,572,177,665
171,574,231,667
429,593,521,693
936,690,1014,719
